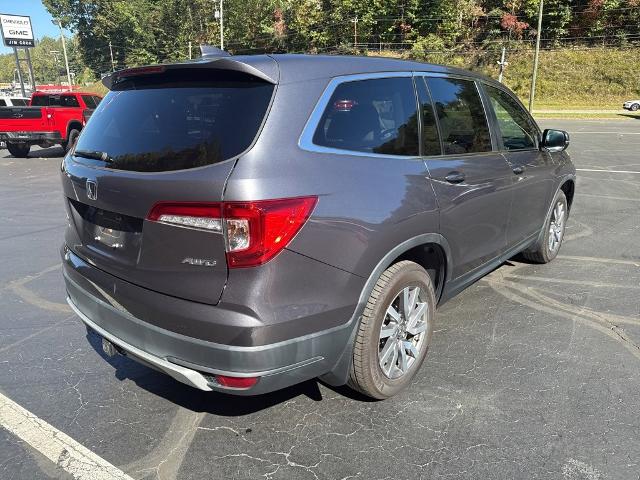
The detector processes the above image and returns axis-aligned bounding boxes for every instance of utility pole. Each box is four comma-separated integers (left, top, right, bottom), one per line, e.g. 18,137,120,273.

219,0,224,50
109,41,116,71
50,50,61,85
528,0,544,112
53,19,73,91
351,16,358,47
497,46,508,83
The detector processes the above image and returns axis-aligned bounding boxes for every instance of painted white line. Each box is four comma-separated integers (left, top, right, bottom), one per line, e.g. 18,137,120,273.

576,168,640,174
570,131,640,135
0,392,134,480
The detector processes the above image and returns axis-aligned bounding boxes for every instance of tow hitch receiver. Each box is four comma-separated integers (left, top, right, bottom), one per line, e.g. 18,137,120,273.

102,337,118,357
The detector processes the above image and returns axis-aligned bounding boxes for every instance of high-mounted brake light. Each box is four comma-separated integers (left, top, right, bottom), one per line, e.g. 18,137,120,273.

147,197,318,268
116,65,166,78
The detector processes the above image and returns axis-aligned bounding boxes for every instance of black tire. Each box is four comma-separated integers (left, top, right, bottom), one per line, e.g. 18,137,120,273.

64,128,81,153
522,190,568,264
6,142,30,158
631,103,640,112
349,260,435,399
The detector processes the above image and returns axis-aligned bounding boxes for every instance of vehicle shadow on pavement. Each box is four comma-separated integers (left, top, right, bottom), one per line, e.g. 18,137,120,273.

85,330,375,416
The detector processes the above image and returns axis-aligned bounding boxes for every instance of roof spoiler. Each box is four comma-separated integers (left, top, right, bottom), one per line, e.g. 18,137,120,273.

199,45,230,58
102,57,277,89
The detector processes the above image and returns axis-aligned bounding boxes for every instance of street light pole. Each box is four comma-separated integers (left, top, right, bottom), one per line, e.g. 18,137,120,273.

53,19,73,91
528,0,544,112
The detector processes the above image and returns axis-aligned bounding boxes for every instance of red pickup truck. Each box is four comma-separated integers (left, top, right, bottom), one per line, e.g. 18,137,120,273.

0,91,102,158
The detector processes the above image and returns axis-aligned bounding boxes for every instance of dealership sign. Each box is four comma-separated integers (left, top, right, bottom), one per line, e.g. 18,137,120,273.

0,14,35,48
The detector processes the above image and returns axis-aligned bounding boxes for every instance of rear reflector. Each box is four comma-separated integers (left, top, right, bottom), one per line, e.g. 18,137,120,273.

214,375,258,389
147,196,317,268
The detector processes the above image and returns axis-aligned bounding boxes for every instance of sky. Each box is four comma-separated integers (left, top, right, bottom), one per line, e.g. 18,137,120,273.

0,0,71,55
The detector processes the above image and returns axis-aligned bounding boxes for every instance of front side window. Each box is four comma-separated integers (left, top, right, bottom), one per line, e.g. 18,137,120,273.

10,98,28,106
82,95,97,108
0,99,6,106
313,77,419,156
485,85,538,150
426,77,492,155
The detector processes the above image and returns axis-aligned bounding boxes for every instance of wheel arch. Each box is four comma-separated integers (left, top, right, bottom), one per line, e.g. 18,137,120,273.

560,178,575,211
320,233,453,387
66,120,83,139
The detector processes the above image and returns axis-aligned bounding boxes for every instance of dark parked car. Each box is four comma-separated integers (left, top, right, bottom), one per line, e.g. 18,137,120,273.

61,55,575,399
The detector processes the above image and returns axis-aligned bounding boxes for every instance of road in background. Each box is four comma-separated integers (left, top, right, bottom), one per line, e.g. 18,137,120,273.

0,120,638,479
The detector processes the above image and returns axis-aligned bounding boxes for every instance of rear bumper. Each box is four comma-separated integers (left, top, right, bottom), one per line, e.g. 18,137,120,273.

0,131,62,143
62,248,356,395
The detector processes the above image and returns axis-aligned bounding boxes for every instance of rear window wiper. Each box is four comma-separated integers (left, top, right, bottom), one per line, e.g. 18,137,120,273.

73,149,114,163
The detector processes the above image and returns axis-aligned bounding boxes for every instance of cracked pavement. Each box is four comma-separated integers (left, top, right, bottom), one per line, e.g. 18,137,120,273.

0,119,639,479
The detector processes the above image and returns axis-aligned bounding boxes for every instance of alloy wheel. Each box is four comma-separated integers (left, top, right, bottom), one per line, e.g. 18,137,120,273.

548,200,566,253
378,286,429,379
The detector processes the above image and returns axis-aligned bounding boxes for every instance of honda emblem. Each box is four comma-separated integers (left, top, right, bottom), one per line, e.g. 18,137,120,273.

86,179,98,200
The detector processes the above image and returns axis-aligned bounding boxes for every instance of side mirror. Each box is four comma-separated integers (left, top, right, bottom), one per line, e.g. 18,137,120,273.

541,129,570,152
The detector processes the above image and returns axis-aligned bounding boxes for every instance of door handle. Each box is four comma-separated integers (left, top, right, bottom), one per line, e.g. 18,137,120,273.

444,171,465,184
512,165,525,175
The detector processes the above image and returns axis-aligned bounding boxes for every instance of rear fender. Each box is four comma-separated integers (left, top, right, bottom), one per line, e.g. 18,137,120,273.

320,233,452,386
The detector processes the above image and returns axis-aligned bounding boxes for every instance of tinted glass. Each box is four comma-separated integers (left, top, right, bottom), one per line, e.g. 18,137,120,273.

485,85,538,150
313,77,419,156
10,98,28,106
93,96,102,106
0,99,5,106
61,95,80,107
82,95,97,108
416,78,442,156
426,78,491,154
74,70,274,172
31,95,48,106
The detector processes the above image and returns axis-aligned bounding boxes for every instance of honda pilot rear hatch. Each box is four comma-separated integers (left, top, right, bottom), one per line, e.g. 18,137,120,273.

61,60,276,304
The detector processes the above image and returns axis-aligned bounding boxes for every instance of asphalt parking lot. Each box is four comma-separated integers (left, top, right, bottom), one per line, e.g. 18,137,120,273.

0,119,638,480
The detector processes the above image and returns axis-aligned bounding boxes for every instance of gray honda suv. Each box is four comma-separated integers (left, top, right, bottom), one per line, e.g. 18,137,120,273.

61,54,575,399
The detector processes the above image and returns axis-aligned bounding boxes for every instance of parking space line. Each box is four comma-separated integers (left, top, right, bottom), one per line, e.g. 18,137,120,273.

570,131,640,135
0,392,134,480
576,168,640,174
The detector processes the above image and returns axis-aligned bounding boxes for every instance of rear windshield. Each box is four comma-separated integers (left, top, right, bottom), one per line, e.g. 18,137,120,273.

73,70,274,172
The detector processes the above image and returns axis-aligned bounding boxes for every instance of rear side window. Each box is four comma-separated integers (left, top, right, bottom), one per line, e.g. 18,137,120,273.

313,77,419,156
426,78,492,155
10,98,28,106
73,69,274,172
82,95,97,108
415,78,442,156
61,95,80,107
0,99,6,106
31,95,49,106
485,85,538,150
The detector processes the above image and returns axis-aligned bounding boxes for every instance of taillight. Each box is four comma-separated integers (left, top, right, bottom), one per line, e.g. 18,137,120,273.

147,196,317,268
147,203,223,232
